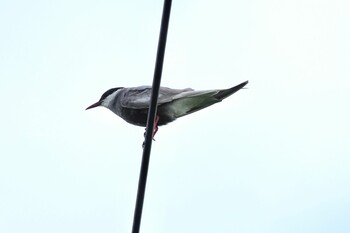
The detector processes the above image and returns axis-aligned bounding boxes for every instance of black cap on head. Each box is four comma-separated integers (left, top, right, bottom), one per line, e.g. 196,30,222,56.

86,87,123,110
99,87,123,101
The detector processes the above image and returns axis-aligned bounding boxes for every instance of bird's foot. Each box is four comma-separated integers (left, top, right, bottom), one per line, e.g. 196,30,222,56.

143,129,157,142
142,115,160,148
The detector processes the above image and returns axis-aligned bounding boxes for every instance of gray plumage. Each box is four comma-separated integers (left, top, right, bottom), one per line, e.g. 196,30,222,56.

86,80,248,127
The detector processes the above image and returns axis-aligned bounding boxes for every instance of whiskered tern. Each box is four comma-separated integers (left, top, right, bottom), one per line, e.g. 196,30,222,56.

86,80,248,137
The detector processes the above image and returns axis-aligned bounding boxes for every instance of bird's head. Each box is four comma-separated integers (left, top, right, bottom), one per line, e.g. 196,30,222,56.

86,87,123,110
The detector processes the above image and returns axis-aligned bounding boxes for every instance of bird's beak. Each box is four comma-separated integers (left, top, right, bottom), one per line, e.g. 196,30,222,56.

86,101,101,110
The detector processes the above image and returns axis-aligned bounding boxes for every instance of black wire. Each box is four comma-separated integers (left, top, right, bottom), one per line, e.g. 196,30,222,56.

131,0,172,232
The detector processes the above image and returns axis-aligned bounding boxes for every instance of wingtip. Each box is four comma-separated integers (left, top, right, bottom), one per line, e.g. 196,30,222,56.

214,80,249,100
236,80,249,89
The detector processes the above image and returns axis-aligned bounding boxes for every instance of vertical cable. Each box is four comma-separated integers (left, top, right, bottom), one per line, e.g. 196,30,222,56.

131,0,172,232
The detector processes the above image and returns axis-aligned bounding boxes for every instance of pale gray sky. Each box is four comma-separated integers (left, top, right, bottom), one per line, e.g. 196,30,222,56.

1,0,349,232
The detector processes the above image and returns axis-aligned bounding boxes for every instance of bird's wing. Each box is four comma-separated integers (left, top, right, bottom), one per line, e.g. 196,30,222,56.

120,80,248,111
170,80,248,101
162,80,249,118
120,86,194,109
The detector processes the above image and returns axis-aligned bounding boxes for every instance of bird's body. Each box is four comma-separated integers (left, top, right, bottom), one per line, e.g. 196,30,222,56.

86,81,248,129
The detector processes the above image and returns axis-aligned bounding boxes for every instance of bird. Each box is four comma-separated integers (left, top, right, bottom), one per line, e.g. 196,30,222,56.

86,80,248,137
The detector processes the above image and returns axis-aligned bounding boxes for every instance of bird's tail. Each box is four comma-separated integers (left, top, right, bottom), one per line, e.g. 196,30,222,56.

168,80,248,118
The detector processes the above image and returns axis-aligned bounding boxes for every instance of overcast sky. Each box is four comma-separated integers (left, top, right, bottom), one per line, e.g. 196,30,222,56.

1,0,349,232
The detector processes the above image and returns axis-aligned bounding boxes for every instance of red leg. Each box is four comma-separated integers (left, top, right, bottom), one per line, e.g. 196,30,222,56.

143,116,160,147
153,115,160,139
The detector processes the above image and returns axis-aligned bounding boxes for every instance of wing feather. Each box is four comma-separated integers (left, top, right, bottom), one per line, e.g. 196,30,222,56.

120,86,194,109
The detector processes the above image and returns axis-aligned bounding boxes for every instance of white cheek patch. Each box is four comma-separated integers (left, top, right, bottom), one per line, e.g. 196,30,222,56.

101,90,120,107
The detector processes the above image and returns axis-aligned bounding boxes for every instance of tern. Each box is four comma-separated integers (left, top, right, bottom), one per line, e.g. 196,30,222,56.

86,80,248,137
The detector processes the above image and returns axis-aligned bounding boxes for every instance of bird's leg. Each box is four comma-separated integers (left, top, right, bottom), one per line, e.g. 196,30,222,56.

142,115,160,148
153,115,160,139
